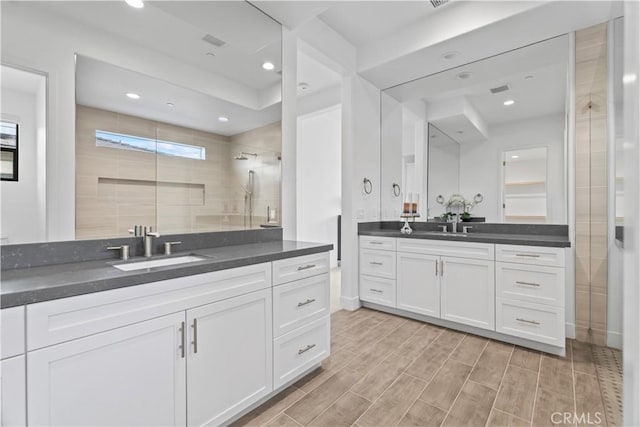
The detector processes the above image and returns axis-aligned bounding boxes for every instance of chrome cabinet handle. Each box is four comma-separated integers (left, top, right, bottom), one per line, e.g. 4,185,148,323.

191,318,198,354
440,260,444,276
297,298,316,307
369,261,383,266
515,253,541,258
516,281,541,287
297,264,316,271
298,344,316,355
179,321,185,358
370,288,383,294
516,318,541,325
370,241,383,245
435,261,438,276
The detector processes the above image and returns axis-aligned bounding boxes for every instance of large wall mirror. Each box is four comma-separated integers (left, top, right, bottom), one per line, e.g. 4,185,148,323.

1,1,282,243
381,35,570,224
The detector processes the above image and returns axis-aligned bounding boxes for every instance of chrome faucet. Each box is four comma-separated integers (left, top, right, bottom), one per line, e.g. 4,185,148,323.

144,230,160,257
449,213,460,234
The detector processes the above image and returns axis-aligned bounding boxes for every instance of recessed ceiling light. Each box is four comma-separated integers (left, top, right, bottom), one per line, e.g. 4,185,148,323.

125,92,140,99
512,155,520,159
623,73,637,84
441,51,460,61
125,0,144,8
218,116,229,122
262,62,275,71
503,100,515,106
456,72,473,80
298,82,310,90
166,102,175,107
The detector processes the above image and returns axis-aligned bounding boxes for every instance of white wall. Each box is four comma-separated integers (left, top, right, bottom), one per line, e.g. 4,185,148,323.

0,88,46,243
297,106,341,267
459,114,566,223
623,1,640,423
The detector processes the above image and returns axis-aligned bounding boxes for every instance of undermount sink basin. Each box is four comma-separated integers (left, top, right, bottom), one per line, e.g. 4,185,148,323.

113,255,207,271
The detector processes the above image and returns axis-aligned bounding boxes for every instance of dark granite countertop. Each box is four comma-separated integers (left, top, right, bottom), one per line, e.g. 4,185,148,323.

0,240,333,309
359,229,571,248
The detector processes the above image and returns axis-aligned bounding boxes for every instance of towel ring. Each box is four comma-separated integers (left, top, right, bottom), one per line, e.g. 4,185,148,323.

363,178,373,195
392,183,401,197
436,195,445,205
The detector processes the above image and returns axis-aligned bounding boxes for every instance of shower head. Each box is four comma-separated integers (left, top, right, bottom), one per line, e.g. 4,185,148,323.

235,152,257,160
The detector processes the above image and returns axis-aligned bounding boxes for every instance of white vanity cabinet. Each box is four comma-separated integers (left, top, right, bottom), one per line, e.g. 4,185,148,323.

360,235,567,353
395,239,495,331
272,254,330,389
1,306,26,427
27,312,187,426
359,236,397,308
186,289,272,426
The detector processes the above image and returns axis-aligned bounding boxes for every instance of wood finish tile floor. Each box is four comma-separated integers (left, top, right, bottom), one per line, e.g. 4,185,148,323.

234,308,622,427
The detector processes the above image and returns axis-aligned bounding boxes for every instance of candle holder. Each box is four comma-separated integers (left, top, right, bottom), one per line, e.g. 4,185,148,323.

400,213,420,234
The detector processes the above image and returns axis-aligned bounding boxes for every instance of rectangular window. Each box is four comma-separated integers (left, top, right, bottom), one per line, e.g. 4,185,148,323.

0,121,18,181
95,130,205,160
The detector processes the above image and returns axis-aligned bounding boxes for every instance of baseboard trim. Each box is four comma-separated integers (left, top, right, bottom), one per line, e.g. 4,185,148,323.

607,331,623,349
566,322,576,339
340,295,361,311
362,301,566,356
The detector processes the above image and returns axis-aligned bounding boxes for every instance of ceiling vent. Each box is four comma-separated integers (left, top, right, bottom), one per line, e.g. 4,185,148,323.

430,0,449,8
490,84,510,94
202,34,226,47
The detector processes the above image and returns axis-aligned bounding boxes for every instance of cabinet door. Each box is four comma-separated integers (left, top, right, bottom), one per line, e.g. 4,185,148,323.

1,356,26,426
28,312,186,426
397,252,441,317
441,257,495,331
187,289,272,426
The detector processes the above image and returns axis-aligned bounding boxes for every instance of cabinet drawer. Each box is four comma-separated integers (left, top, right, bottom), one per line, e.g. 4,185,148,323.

27,263,271,351
397,239,494,261
272,252,330,286
273,274,330,337
360,249,396,279
1,306,25,359
359,275,396,307
360,235,396,251
273,316,330,389
497,263,564,307
496,298,565,347
496,244,565,267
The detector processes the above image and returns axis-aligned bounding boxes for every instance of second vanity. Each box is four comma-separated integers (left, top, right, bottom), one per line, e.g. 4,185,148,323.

0,233,332,427
358,223,570,356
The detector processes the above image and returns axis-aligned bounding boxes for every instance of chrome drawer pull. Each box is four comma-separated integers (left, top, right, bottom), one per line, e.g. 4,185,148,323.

179,322,186,359
370,241,383,245
297,298,316,307
297,264,316,271
370,288,383,294
298,344,316,355
515,253,541,258
369,261,383,266
516,281,541,287
516,318,541,325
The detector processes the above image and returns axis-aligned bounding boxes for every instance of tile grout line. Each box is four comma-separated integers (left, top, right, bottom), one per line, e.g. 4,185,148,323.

484,345,515,427
353,326,447,426
528,350,544,427
392,333,471,426
440,339,490,426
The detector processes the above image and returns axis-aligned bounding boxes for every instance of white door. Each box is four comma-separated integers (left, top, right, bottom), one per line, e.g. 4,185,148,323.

187,289,272,426
397,252,441,317
28,312,187,426
441,256,495,330
1,355,26,426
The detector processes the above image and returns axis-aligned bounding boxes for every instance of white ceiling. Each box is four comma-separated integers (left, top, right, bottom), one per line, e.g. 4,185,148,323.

385,34,569,141
75,56,281,137
37,1,282,92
